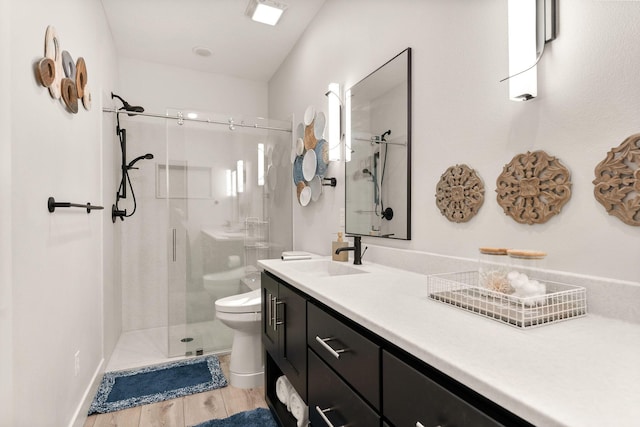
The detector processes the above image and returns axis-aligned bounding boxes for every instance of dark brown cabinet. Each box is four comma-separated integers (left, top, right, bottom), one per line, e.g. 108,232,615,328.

261,272,307,407
262,270,533,427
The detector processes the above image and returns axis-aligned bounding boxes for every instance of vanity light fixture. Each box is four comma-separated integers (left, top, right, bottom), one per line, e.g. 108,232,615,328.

226,169,233,197
245,0,288,26
257,143,265,186
326,83,342,162
236,160,245,193
231,170,238,197
344,88,352,162
504,0,557,101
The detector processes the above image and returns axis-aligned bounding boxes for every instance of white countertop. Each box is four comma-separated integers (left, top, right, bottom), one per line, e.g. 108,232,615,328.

258,257,640,427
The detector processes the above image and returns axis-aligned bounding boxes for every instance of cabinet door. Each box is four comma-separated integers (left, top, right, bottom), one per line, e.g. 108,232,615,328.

308,350,380,427
278,284,307,402
383,351,503,427
261,272,279,356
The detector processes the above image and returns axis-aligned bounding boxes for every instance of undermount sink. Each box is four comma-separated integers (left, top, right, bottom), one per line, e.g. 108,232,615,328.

287,260,368,277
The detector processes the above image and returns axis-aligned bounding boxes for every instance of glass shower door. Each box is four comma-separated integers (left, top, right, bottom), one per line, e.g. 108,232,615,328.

164,110,292,358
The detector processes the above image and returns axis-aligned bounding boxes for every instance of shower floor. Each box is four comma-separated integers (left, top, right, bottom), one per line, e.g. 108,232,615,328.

107,319,233,371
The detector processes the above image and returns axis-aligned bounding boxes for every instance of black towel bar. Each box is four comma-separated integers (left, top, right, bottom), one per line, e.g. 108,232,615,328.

47,197,104,214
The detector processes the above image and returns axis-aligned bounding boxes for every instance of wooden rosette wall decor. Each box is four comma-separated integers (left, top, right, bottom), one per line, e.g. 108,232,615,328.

35,25,91,113
496,150,572,225
593,133,640,226
435,164,485,223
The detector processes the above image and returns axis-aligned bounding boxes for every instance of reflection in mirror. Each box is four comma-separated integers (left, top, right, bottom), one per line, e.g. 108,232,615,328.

345,48,411,240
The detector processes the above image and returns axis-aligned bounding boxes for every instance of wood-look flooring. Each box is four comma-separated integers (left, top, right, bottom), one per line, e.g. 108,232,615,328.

83,354,267,427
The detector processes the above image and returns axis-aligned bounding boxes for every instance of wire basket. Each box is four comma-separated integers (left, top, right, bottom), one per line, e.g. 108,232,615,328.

427,271,587,328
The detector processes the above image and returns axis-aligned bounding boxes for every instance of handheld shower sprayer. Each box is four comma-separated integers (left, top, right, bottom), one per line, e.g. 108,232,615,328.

127,153,154,169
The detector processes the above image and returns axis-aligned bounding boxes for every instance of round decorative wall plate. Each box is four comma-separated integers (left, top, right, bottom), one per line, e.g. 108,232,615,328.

435,164,485,223
593,133,640,226
496,150,572,225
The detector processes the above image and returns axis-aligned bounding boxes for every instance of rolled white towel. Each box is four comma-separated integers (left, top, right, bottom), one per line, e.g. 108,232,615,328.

227,255,242,268
275,376,294,410
289,390,309,427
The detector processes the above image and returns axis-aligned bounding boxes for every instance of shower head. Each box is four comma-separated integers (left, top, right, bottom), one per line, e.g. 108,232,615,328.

111,92,145,116
127,153,154,169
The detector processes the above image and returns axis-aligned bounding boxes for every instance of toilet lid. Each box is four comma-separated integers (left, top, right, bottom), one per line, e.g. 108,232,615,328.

215,289,261,313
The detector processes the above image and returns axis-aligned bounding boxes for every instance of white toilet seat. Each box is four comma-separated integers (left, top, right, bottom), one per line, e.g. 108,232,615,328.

215,288,261,314
214,288,264,388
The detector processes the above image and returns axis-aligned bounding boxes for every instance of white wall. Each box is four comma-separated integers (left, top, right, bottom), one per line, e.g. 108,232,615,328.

269,0,640,283
0,0,13,425
6,0,119,425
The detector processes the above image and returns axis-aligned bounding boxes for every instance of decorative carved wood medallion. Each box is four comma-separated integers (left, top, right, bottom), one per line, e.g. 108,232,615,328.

435,164,485,223
496,150,572,225
593,133,640,226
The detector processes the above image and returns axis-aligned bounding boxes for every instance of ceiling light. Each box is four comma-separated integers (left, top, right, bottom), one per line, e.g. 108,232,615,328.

245,0,288,26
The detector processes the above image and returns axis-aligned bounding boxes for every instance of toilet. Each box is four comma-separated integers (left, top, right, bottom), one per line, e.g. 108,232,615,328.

214,288,263,388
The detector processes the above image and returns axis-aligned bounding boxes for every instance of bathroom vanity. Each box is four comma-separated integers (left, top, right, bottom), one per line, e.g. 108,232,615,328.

259,257,640,427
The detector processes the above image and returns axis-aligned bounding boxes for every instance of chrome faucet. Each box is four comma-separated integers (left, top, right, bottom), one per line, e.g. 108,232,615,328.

335,235,363,265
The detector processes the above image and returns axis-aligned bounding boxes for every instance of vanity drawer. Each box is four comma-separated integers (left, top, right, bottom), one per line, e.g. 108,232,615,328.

383,351,503,427
308,350,380,427
307,302,380,409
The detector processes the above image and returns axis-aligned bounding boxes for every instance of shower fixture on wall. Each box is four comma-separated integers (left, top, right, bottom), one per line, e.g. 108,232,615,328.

111,92,145,116
373,130,393,221
111,92,153,223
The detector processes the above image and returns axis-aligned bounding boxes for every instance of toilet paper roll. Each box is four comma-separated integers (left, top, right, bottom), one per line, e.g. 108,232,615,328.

275,375,293,411
227,255,241,269
289,390,309,427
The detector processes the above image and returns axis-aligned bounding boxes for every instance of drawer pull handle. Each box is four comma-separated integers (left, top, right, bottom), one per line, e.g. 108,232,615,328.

315,336,346,359
315,406,345,427
266,293,272,326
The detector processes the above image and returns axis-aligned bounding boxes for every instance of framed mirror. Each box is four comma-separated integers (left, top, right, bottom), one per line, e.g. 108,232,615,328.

345,48,411,239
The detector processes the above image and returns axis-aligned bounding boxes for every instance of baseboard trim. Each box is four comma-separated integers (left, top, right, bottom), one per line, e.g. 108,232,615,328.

68,357,105,427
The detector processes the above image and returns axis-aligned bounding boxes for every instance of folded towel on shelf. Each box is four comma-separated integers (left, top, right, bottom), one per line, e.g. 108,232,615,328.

289,390,309,427
275,375,294,410
281,251,312,261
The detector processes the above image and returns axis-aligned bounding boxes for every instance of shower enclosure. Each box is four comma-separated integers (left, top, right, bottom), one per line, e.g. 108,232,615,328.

118,109,293,359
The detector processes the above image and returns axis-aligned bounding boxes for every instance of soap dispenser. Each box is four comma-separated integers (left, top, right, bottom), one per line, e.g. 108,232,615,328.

332,232,348,262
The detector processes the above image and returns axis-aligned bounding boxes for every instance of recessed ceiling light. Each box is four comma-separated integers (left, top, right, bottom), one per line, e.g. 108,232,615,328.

192,46,213,57
245,0,288,26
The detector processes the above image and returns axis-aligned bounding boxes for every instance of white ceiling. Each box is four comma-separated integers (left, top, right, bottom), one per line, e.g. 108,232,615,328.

101,0,326,82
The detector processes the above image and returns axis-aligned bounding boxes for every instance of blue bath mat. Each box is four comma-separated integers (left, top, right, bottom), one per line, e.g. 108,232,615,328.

88,355,227,414
192,408,278,427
